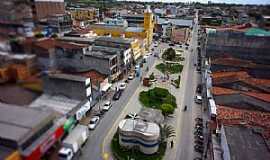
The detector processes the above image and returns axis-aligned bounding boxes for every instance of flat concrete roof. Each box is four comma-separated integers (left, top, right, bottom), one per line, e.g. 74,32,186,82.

48,73,87,82
224,126,270,160
0,103,54,144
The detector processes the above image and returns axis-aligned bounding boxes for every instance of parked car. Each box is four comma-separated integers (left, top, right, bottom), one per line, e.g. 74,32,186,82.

195,135,204,141
113,90,122,100
119,82,127,90
128,74,134,80
194,158,202,160
102,101,112,111
88,116,100,130
195,117,203,122
194,145,204,153
194,130,203,135
194,140,204,145
194,95,202,104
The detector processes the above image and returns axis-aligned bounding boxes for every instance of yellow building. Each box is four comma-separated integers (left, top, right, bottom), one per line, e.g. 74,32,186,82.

90,5,154,57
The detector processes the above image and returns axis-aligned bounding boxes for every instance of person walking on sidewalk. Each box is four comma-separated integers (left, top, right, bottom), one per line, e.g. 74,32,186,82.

170,140,174,148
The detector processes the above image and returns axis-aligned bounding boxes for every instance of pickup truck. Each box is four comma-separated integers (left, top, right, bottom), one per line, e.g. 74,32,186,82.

58,124,89,160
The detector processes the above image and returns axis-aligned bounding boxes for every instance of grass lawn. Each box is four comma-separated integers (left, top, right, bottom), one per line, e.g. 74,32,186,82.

156,63,183,74
111,132,167,160
139,87,177,110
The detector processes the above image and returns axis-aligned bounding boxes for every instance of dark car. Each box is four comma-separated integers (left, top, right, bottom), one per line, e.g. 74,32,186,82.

194,158,202,160
196,121,203,125
113,90,122,100
195,117,203,122
194,130,203,136
195,135,204,141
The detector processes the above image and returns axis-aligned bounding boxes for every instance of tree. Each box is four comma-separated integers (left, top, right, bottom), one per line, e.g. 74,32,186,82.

160,103,174,116
162,48,176,61
149,72,155,80
160,124,176,143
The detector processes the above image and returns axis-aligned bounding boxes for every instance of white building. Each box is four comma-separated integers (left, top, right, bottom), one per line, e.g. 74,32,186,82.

118,119,160,154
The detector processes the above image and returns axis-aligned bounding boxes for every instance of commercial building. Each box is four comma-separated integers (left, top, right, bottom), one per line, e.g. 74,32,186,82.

118,119,160,154
0,103,64,160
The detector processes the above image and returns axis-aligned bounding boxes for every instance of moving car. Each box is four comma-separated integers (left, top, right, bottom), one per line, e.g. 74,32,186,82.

119,82,126,90
195,95,202,104
113,90,122,100
88,116,100,130
102,101,112,111
196,84,202,93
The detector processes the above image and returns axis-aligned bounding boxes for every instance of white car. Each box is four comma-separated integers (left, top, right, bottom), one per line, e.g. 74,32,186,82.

88,116,100,130
102,101,112,111
119,82,127,90
195,95,202,104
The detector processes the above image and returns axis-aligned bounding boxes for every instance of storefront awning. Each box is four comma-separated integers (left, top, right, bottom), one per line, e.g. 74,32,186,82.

101,83,112,92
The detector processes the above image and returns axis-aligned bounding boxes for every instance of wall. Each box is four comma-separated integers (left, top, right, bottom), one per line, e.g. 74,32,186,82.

43,76,86,100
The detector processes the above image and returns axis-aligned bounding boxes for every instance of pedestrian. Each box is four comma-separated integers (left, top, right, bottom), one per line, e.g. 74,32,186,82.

170,140,174,148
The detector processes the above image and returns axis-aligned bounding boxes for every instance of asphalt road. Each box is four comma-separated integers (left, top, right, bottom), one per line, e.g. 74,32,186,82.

78,43,158,160
175,11,202,160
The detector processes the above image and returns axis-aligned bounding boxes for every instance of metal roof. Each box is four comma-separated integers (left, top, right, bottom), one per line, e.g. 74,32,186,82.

156,17,193,27
0,103,54,144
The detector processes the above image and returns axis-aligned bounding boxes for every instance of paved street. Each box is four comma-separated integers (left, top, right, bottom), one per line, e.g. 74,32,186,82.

78,11,201,160
78,43,159,160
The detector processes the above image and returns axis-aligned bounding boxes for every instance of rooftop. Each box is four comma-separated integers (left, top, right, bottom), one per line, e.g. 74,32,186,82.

74,70,107,86
0,84,41,106
156,17,193,27
34,38,88,50
95,36,134,44
119,119,160,138
30,94,81,116
212,86,270,103
224,125,270,160
0,103,54,144
217,105,270,133
125,27,144,33
48,73,88,82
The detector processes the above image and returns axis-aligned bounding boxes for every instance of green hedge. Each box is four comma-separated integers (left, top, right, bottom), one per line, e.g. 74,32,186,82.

156,63,183,74
139,87,177,115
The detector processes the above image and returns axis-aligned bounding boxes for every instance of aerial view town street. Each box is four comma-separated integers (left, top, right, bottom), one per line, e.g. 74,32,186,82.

0,0,270,160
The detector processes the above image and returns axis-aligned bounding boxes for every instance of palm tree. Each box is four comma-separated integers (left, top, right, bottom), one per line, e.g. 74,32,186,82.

160,124,176,143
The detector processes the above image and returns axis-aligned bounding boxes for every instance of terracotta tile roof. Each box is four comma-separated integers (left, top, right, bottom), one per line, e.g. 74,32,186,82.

244,78,270,87
217,105,270,139
211,57,270,69
212,86,270,103
34,38,88,50
244,92,270,103
74,70,106,86
211,87,238,95
211,71,250,84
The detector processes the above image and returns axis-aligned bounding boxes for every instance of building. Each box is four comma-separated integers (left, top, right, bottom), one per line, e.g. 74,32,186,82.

43,73,93,102
69,7,99,21
155,17,192,39
94,36,143,61
118,119,160,154
0,103,64,160
0,0,35,37
90,5,154,51
46,14,73,35
34,0,65,21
